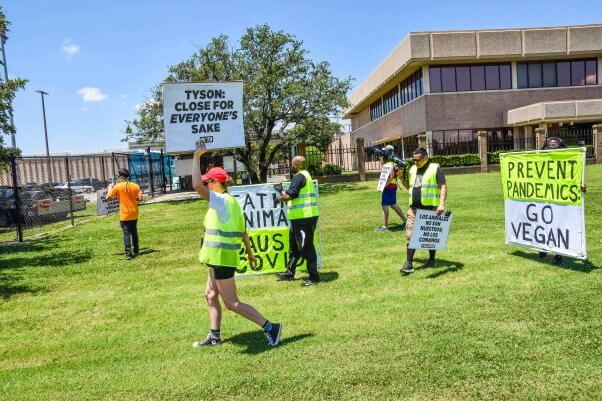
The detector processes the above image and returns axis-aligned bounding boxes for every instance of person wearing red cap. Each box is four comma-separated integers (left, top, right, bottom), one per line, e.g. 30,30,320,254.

191,142,282,348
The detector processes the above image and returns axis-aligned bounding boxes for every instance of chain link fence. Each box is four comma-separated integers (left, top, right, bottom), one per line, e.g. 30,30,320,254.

0,151,175,244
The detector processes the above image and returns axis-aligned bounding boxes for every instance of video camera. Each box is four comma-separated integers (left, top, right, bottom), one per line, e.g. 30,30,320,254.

367,146,407,168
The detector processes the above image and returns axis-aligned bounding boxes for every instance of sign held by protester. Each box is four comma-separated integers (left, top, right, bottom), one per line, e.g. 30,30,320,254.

228,181,322,275
376,164,394,192
500,148,587,259
409,209,453,250
163,82,244,153
97,189,119,216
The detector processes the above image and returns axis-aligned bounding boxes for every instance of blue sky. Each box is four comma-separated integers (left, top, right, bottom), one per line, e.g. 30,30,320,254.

3,0,601,155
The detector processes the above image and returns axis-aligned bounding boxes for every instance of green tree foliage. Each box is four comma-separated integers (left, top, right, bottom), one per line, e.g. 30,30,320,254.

0,6,26,172
124,25,352,182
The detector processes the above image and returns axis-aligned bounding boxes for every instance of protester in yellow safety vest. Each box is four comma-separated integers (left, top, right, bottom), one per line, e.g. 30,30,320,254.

400,147,448,274
275,156,320,286
191,142,282,348
375,145,407,233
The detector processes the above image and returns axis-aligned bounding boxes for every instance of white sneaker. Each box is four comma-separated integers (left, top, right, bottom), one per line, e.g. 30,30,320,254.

374,226,388,233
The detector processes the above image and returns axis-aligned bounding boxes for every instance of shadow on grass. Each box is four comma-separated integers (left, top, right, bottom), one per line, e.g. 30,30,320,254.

511,250,598,273
319,182,367,197
0,248,92,270
418,259,465,279
0,274,45,300
113,247,160,257
225,332,314,355
319,271,339,283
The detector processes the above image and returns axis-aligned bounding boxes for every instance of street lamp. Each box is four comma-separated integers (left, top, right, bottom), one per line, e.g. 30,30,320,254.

0,33,17,148
35,90,52,183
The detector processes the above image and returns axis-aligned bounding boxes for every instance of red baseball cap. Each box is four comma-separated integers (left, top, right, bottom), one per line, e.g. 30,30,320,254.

202,167,230,183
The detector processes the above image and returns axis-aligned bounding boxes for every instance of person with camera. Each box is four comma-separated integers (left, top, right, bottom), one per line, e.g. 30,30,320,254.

375,145,407,233
274,155,320,286
192,141,282,348
105,168,143,260
400,148,447,274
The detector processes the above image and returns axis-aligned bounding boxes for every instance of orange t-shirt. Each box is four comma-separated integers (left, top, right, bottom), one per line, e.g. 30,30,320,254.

106,181,142,221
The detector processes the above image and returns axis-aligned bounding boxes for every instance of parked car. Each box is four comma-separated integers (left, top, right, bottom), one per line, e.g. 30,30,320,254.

54,181,94,194
73,178,104,190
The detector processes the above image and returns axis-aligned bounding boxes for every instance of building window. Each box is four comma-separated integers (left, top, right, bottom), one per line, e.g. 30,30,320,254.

370,98,382,121
517,58,597,89
430,63,512,93
369,69,423,122
431,129,478,155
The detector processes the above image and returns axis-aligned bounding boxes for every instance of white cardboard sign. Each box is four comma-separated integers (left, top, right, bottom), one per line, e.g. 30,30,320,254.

376,164,394,192
409,209,453,250
163,81,244,153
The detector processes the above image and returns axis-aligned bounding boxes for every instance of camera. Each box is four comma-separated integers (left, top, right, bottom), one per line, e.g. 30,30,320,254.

367,145,407,168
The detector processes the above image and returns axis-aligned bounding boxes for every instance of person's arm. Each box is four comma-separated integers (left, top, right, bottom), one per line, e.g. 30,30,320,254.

401,173,409,190
192,142,210,202
105,184,117,200
279,174,305,202
437,184,447,215
136,185,143,202
242,232,257,267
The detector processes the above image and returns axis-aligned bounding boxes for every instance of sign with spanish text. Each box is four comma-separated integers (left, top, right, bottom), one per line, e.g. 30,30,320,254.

408,209,453,250
97,189,119,216
163,81,244,153
228,181,322,276
500,148,587,259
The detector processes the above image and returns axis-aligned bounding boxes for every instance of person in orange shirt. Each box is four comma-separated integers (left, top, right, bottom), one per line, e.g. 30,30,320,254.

106,168,143,260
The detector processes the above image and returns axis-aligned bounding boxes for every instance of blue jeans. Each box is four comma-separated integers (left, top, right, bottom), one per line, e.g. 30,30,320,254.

120,220,139,255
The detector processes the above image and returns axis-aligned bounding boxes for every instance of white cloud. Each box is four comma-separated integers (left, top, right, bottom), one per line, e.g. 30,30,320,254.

77,87,108,102
61,39,80,57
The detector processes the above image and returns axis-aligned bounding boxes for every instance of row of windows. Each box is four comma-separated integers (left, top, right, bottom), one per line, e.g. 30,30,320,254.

430,63,512,93
370,69,423,121
517,59,597,88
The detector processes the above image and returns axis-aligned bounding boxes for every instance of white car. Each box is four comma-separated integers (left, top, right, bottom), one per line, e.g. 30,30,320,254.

54,183,94,194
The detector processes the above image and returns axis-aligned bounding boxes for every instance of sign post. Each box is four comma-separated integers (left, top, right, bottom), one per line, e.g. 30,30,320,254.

500,148,587,259
163,81,244,153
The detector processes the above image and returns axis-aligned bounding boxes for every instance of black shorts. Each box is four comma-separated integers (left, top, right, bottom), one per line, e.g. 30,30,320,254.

207,264,235,280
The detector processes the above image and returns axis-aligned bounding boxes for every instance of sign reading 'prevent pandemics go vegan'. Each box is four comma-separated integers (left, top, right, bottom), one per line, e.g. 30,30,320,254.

163,82,244,153
228,182,323,276
500,148,587,259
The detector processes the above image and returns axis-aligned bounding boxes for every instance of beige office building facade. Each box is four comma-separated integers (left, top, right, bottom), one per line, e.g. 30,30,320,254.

344,24,602,155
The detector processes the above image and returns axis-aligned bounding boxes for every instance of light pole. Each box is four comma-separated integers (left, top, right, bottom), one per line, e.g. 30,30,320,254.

0,33,17,148
35,90,52,183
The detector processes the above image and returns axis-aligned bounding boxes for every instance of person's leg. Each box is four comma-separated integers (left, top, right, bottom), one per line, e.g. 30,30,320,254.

391,203,406,222
382,205,389,228
215,277,268,326
401,208,416,273
206,269,222,335
130,220,139,254
300,218,319,283
287,222,303,276
120,221,132,257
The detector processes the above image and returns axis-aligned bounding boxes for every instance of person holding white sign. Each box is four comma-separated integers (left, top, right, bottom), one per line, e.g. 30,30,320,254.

191,144,282,348
375,149,407,233
400,148,447,274
275,156,320,286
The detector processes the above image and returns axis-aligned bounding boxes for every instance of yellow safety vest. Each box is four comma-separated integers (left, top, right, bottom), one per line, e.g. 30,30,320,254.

408,163,441,207
288,170,319,220
199,192,245,268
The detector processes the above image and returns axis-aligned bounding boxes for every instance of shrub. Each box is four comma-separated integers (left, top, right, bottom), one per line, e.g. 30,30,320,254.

429,153,481,167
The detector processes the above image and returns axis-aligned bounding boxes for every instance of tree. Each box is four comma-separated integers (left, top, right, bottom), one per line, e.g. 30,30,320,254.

125,25,352,182
0,6,26,172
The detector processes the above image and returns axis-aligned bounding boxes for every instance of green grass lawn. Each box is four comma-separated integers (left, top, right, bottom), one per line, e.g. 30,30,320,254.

1,167,601,401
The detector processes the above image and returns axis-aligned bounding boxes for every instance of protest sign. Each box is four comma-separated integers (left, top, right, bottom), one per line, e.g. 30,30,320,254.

408,209,453,250
163,82,244,153
97,189,119,216
376,163,394,192
228,181,322,275
500,148,586,259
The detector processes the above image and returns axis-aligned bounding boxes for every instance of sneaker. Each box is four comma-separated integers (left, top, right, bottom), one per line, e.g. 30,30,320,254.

302,280,319,287
264,323,282,347
553,255,563,265
193,335,221,347
125,253,133,261
400,262,415,274
275,272,294,281
374,226,388,233
422,259,436,269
